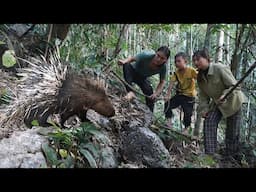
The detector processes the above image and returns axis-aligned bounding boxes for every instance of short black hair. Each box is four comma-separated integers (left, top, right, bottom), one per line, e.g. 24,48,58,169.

157,46,170,59
192,49,211,62
174,52,188,61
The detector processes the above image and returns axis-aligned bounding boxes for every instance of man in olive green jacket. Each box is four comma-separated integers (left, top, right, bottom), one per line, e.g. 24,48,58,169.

193,49,244,158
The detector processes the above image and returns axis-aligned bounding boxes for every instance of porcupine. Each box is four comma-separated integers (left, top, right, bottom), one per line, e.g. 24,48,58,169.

0,51,115,128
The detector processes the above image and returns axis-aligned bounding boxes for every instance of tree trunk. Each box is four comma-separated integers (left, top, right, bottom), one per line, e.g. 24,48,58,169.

174,24,180,53
226,31,230,65
204,24,214,51
113,24,128,58
128,25,132,56
231,24,245,78
124,24,130,57
133,24,136,55
215,30,224,63
51,24,70,41
190,25,193,63
186,31,190,58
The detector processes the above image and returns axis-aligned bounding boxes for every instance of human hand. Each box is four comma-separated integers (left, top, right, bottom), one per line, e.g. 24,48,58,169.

118,59,126,65
202,112,208,118
149,93,158,101
217,95,227,105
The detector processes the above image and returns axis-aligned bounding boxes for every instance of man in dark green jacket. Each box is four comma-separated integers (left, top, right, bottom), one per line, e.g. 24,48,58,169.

193,49,244,159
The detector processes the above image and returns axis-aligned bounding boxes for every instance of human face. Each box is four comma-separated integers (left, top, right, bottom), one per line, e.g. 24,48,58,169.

152,51,168,66
175,56,187,70
193,56,209,70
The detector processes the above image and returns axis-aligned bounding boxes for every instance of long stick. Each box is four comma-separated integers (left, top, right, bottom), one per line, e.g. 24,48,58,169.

220,61,256,103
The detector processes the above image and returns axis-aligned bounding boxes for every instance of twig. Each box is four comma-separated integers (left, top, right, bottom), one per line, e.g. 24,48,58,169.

158,123,202,143
18,24,36,39
44,24,53,59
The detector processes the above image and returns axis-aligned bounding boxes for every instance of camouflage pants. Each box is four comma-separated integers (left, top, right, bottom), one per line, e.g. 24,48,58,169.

203,107,241,155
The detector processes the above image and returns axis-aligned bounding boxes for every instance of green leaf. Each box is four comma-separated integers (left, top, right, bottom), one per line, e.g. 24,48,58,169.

31,120,39,126
197,155,216,167
62,155,75,168
2,50,16,68
0,40,5,45
184,162,195,168
58,163,66,168
79,148,98,168
80,123,109,144
41,143,59,166
48,120,61,129
48,130,73,148
80,142,100,159
92,131,109,144
59,149,68,158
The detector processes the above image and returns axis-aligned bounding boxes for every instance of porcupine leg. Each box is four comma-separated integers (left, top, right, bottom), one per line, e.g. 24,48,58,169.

77,110,88,122
60,111,75,128
39,112,52,127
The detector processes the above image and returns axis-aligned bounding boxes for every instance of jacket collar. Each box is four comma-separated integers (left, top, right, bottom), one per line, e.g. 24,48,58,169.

207,63,214,75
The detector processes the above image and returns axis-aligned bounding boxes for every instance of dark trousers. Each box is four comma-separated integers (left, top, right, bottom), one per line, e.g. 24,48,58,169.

123,63,154,112
203,107,241,155
164,94,195,128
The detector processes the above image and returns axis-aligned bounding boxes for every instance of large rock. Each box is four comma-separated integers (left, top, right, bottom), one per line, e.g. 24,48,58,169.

84,110,119,168
120,121,171,168
0,127,48,168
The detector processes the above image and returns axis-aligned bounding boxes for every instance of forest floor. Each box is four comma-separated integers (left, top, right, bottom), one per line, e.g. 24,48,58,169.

152,125,256,168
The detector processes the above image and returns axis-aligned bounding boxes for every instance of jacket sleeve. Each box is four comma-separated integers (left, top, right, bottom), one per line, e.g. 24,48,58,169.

220,66,240,96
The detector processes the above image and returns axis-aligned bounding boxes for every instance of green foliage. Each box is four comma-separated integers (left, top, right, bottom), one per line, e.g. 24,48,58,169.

31,120,39,127
59,24,121,71
211,24,230,34
42,122,105,168
41,143,59,166
141,24,175,33
195,154,217,167
79,148,98,168
2,50,16,68
0,88,11,104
